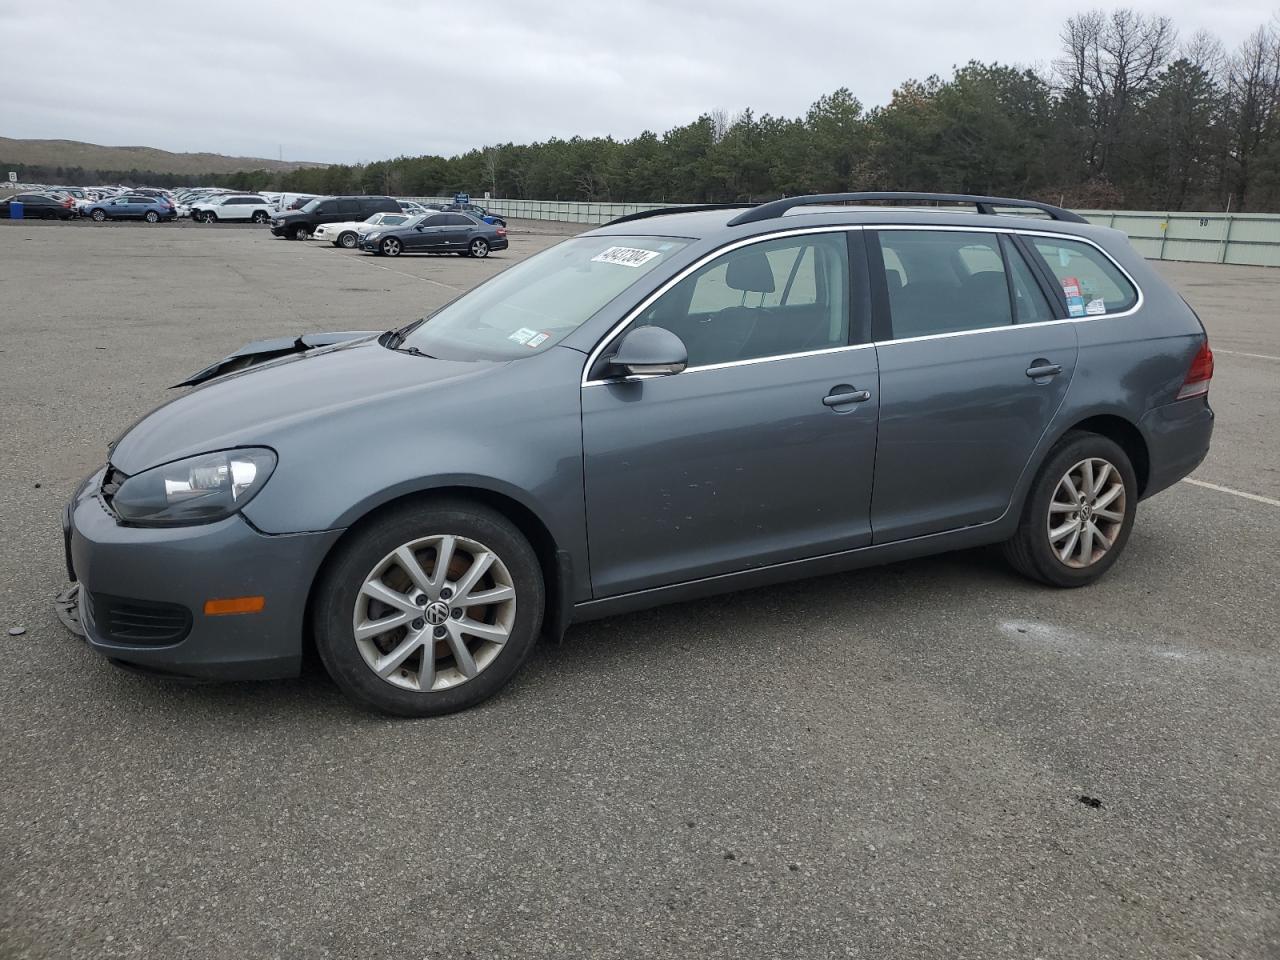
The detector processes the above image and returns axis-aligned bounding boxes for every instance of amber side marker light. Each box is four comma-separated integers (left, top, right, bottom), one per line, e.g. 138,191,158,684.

204,596,266,616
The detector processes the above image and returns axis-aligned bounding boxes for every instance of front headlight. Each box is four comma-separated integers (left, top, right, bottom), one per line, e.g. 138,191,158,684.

112,448,276,527
366,232,382,241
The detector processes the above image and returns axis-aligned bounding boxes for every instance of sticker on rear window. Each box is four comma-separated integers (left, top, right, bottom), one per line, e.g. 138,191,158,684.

1085,297,1106,315
1066,295,1086,318
1060,276,1081,299
592,246,661,267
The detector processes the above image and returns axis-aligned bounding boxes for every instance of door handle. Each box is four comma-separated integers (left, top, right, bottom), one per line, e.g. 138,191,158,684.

823,389,872,407
1025,361,1063,379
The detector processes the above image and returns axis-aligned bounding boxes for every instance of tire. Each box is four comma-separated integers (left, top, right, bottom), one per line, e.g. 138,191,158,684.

144,211,159,223
380,237,402,257
291,225,310,241
338,231,358,249
205,211,218,223
252,211,268,224
313,499,545,716
91,209,106,222
1002,431,1137,588
468,237,490,258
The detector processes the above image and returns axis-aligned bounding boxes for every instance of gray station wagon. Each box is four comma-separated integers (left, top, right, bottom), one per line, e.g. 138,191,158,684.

64,192,1215,715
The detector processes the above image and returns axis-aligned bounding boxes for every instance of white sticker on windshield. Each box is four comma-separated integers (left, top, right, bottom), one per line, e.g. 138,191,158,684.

526,332,550,348
508,327,538,344
592,246,661,268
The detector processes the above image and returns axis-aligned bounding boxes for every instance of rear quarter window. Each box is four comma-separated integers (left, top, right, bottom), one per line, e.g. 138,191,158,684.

1029,237,1137,316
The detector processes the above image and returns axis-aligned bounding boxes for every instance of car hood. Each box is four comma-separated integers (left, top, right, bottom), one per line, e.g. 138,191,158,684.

109,338,500,475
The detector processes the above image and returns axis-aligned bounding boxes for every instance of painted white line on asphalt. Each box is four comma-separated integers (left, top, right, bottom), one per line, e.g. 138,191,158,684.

1183,478,1280,508
346,255,462,291
1215,349,1280,362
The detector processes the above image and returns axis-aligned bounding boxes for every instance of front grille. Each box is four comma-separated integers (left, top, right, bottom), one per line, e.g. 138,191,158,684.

89,593,192,646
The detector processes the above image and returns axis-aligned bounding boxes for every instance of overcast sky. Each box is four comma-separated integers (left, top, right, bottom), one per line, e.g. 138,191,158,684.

2,0,1276,165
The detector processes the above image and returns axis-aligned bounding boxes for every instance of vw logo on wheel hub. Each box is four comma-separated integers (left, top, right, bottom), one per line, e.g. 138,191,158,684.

424,601,451,626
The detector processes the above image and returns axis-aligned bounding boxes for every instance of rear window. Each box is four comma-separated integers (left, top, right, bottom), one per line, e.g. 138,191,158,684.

1029,237,1137,316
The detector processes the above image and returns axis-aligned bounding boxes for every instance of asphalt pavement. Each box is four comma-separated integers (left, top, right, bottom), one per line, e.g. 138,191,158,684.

0,219,1277,959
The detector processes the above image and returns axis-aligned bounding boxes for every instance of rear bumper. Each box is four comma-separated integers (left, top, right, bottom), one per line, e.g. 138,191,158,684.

1139,397,1214,499
66,469,343,680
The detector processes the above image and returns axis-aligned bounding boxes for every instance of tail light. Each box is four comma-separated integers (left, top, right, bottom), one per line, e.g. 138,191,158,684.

1177,340,1214,400
496,227,507,237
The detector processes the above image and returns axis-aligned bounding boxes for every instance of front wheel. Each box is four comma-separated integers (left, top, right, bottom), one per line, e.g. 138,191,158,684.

252,211,269,224
204,211,218,223
380,237,402,257
91,209,107,222
144,211,159,223
291,225,309,241
1003,432,1137,588
468,237,490,258
313,500,544,716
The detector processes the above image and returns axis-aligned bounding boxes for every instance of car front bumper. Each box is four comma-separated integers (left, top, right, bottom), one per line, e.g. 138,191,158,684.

65,468,343,680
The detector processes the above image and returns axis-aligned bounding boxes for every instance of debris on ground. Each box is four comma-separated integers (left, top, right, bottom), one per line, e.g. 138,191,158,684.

54,583,85,638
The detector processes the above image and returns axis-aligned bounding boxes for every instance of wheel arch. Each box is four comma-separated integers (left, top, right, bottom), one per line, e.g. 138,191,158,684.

302,483,573,670
1057,413,1150,496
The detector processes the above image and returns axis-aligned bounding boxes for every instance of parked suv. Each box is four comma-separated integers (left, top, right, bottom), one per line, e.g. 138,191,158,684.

65,192,1213,716
270,196,401,240
85,195,177,223
191,194,274,223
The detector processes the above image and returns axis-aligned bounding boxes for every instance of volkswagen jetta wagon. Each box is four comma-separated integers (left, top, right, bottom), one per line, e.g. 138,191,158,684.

64,192,1214,715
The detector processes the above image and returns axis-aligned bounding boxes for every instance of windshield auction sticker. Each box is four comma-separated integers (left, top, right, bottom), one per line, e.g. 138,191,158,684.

591,246,661,267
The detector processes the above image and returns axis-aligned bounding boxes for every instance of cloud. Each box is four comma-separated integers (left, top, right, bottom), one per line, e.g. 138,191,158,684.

0,0,1274,164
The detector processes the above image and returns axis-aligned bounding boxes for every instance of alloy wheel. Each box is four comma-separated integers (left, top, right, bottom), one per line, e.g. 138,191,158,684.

340,233,357,248
145,211,158,223
92,209,105,221
382,238,401,256
1047,457,1126,569
470,238,489,258
352,534,516,693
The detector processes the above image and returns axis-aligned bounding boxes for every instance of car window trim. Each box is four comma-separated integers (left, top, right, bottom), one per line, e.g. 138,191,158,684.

1007,232,1068,319
583,225,867,386
583,222,1143,383
1020,232,1140,316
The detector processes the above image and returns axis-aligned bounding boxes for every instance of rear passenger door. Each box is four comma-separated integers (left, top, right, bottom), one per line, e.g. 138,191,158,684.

438,213,474,250
868,228,1079,543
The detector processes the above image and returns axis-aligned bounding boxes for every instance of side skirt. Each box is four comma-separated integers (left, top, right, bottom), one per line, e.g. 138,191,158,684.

569,518,1014,624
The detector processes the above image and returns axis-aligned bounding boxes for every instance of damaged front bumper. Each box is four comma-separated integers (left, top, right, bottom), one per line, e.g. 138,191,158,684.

64,467,343,680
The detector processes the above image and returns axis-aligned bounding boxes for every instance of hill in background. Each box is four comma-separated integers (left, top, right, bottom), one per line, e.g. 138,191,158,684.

0,137,326,177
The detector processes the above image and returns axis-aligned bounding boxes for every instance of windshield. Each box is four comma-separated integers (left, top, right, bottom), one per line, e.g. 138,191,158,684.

396,235,690,361
300,198,323,213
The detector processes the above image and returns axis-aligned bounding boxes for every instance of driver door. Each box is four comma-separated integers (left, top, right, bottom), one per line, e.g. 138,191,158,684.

581,229,880,597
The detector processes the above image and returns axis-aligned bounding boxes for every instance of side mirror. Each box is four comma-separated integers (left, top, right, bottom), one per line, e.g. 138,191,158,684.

610,326,688,377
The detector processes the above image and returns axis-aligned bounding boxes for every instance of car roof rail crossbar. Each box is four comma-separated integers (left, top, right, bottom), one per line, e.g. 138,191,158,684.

725,192,1088,226
605,203,757,226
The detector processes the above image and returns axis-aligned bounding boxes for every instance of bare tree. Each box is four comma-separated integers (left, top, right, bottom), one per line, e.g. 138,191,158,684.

1224,24,1280,206
709,108,730,144
1056,8,1177,176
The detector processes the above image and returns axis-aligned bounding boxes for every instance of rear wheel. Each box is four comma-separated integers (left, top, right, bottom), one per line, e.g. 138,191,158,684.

468,237,490,258
1003,431,1137,588
205,211,218,223
144,211,159,223
380,237,402,257
338,231,358,249
252,210,269,224
313,500,544,716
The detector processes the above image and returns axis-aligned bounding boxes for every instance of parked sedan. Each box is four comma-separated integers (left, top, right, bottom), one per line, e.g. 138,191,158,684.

443,202,506,227
360,212,507,258
314,211,415,248
85,195,177,223
0,193,77,219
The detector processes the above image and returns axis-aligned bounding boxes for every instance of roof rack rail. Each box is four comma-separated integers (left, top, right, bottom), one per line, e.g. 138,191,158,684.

605,203,756,226
725,192,1087,226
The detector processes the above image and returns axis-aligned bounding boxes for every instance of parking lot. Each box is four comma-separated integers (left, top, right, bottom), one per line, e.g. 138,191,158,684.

1,219,1277,959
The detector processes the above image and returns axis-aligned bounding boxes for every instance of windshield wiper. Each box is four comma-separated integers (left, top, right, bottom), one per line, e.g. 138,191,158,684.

395,345,435,359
